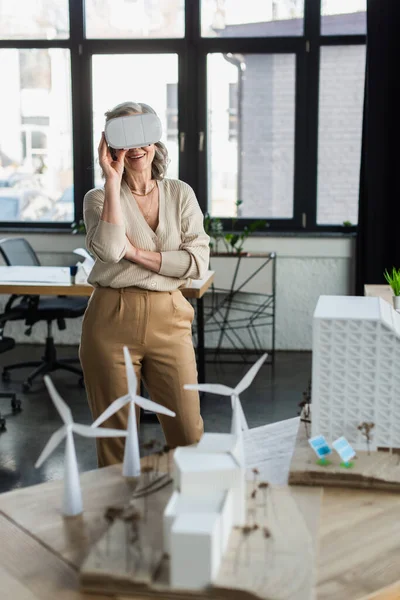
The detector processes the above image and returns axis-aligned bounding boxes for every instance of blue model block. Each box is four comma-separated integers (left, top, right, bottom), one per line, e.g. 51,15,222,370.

332,436,356,463
308,435,332,458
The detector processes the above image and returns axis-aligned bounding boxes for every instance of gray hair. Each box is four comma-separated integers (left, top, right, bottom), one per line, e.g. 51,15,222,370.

104,101,169,181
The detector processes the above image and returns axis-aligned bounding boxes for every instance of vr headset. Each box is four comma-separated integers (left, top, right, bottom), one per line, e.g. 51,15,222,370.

105,112,162,150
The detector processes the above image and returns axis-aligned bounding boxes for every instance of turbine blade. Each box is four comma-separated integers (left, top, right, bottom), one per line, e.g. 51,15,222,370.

123,346,137,396
35,426,67,468
134,395,176,417
44,376,73,425
234,353,268,395
91,394,130,427
73,423,127,438
184,383,233,396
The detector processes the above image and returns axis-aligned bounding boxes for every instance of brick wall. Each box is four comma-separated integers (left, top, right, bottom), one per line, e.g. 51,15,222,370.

317,44,365,225
240,54,295,219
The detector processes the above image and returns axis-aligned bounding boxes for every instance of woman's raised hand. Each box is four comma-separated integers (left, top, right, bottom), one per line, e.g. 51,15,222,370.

98,133,127,184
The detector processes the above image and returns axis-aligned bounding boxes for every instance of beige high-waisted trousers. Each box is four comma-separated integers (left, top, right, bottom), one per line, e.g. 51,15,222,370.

79,286,203,467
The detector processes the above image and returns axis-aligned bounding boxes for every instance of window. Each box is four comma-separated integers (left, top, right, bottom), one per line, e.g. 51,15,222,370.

208,53,295,219
201,0,304,37
317,45,366,225
321,0,366,35
0,48,73,223
85,0,185,38
0,1,367,231
0,1,69,39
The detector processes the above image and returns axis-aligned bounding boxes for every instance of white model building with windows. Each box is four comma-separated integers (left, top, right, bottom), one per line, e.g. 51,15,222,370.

163,405,246,590
312,295,400,451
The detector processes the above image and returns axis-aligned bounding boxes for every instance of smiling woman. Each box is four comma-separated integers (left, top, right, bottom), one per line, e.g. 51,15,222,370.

79,100,210,468
91,54,179,187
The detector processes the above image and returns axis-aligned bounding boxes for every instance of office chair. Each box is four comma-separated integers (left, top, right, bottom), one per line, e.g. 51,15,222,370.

0,335,22,430
0,237,88,391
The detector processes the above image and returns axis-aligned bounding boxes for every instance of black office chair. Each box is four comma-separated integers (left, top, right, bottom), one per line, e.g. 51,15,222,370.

0,335,22,430
0,237,88,391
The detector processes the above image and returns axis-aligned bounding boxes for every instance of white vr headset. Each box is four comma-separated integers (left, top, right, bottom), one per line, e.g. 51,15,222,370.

105,113,162,150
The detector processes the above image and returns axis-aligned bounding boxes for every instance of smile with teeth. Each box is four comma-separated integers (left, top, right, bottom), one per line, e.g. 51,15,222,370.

128,153,145,159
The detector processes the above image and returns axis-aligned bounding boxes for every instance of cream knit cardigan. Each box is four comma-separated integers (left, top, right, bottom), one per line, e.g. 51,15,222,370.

83,178,210,291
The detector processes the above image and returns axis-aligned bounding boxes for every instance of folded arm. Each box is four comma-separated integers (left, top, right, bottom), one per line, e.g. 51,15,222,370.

84,184,210,278
84,185,127,264
157,188,210,280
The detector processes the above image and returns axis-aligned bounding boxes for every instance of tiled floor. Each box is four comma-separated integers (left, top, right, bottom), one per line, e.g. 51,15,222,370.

0,344,311,494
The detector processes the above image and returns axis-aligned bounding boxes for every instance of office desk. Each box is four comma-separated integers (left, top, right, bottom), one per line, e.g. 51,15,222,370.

0,269,214,383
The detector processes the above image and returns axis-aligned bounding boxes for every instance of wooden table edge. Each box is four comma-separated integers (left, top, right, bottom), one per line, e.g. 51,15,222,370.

183,271,214,299
0,272,215,301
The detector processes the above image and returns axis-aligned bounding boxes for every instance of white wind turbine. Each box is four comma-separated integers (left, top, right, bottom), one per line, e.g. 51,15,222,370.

91,346,176,478
185,353,268,438
35,375,128,517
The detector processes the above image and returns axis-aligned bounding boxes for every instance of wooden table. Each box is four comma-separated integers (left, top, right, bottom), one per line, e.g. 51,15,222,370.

0,269,214,384
364,284,392,305
1,453,399,599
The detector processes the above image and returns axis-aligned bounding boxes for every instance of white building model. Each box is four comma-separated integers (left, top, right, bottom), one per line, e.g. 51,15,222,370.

163,399,246,590
161,355,267,590
312,295,400,451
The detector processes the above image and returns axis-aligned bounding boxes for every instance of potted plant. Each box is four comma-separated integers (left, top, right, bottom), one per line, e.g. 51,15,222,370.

204,200,268,256
71,219,86,235
384,267,400,311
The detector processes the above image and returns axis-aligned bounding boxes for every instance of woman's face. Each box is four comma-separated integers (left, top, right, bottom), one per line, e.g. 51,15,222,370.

124,143,155,173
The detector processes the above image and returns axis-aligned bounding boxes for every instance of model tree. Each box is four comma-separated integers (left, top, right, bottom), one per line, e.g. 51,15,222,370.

298,379,312,437
357,422,375,455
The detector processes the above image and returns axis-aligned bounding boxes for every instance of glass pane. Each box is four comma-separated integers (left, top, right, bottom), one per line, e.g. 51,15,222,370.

321,0,366,35
92,55,179,187
202,0,304,37
0,49,73,223
85,0,184,39
317,45,366,225
0,0,69,40
207,53,295,219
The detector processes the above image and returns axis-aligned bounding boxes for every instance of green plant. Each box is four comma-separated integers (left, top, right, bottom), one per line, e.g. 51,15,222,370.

71,219,86,235
204,200,268,255
384,267,400,296
204,213,225,254
343,220,353,227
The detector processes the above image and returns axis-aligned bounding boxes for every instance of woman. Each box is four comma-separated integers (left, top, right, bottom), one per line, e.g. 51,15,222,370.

79,101,210,467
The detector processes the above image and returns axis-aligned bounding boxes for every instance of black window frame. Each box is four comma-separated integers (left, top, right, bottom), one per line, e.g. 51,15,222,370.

0,0,365,234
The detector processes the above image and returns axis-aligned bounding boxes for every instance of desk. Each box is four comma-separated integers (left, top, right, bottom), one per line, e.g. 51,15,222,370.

0,426,399,600
0,269,214,384
364,284,392,305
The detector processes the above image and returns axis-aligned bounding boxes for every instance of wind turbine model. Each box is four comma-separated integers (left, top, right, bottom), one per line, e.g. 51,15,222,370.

92,346,176,478
35,376,128,517
185,353,268,436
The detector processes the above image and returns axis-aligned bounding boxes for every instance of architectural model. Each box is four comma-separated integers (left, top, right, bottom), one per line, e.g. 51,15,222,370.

80,353,319,600
164,354,268,590
164,414,245,589
312,295,400,451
